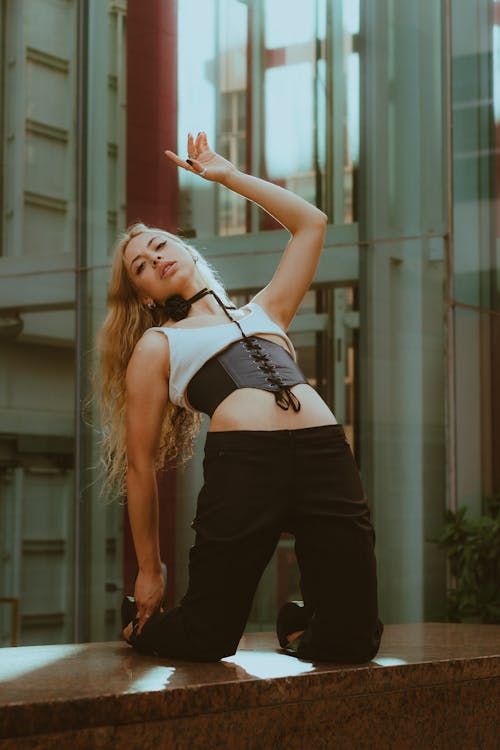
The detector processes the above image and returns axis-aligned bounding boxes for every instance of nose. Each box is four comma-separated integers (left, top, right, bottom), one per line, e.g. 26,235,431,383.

151,255,162,267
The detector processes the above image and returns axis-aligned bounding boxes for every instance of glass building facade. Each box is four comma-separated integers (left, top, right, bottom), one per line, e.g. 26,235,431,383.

0,0,498,646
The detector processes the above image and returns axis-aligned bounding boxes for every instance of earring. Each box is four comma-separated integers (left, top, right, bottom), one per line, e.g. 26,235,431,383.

146,301,156,310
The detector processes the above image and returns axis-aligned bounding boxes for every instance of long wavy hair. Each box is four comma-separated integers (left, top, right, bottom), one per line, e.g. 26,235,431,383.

97,222,232,498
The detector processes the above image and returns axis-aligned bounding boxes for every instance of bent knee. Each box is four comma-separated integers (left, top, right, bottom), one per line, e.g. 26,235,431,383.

297,619,384,663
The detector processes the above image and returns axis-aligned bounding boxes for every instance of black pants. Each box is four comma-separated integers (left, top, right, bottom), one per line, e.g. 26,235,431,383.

130,424,383,662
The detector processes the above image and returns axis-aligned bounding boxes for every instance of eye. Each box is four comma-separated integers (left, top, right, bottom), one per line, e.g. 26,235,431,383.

156,240,167,251
136,261,145,275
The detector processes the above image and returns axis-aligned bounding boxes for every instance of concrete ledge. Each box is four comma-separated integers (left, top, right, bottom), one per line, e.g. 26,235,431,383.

0,623,499,749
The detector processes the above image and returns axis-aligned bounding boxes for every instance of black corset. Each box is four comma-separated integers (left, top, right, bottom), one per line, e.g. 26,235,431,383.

186,336,308,417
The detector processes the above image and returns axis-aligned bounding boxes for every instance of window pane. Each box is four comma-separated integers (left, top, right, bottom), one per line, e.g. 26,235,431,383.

264,0,315,49
0,0,78,647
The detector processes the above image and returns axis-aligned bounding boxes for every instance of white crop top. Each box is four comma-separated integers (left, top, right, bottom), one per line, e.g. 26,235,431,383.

149,301,296,410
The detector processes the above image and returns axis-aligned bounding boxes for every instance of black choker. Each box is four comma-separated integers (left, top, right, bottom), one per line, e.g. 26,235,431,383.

162,288,236,322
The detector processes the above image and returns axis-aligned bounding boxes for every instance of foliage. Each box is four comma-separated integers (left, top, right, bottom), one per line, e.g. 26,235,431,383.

433,496,500,624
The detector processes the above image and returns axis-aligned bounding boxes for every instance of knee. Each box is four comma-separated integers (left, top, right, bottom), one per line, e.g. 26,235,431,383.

337,618,384,663
297,619,384,664
338,639,381,664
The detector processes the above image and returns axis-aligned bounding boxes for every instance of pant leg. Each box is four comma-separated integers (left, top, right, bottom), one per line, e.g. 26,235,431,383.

130,432,289,660
288,425,383,663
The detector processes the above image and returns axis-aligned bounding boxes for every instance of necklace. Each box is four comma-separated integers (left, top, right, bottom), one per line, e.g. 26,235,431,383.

162,287,236,322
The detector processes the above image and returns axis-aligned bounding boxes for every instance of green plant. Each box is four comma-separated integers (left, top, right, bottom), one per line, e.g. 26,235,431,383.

434,497,500,624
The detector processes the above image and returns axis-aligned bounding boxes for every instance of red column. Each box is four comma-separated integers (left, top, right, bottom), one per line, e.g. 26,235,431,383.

124,0,178,606
126,0,178,231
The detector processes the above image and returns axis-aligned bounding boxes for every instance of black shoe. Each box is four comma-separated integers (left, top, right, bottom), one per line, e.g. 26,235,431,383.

276,601,311,649
121,595,138,631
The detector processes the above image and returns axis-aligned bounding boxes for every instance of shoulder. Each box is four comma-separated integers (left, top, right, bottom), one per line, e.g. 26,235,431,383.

126,329,170,386
134,328,170,355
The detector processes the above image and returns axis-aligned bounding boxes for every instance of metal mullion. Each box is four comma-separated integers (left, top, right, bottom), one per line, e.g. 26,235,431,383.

250,0,263,232
73,0,89,643
443,0,456,515
214,0,221,235
4,0,25,258
116,8,126,231
324,1,334,220
331,0,345,224
477,0,496,508
313,0,320,210
0,1,6,256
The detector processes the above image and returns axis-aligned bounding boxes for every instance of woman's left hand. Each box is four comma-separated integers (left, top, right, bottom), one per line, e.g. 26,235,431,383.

165,131,237,184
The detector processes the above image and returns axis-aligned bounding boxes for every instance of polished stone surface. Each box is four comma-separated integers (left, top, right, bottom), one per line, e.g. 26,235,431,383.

1,623,499,749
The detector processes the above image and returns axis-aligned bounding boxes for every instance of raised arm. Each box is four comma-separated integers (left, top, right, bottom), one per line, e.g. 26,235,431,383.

165,132,327,329
125,331,170,632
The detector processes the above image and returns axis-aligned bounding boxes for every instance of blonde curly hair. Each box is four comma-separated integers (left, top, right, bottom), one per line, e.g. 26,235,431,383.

96,222,232,498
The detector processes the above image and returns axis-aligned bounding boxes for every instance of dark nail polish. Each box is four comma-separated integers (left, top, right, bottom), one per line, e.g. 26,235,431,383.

186,159,193,165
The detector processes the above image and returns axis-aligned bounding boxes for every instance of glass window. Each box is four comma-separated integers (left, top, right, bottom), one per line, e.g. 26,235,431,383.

176,0,358,236
2,0,499,650
0,0,78,647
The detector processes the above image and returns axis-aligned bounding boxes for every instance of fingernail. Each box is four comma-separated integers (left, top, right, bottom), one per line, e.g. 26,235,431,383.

186,159,193,165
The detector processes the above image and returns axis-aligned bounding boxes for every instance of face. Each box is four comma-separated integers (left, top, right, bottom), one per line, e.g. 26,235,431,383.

123,232,198,305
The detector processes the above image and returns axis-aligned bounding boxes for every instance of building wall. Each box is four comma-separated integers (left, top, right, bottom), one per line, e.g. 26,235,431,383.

0,0,499,646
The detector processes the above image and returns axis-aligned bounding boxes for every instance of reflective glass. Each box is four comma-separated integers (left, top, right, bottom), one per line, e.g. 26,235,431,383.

264,0,316,49
2,0,500,650
176,0,359,235
453,305,500,515
358,236,447,623
262,0,317,226
0,0,78,647
0,331,76,647
359,0,446,239
451,0,499,311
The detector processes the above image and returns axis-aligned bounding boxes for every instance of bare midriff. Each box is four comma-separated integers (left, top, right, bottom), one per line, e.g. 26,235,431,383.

207,332,338,432
208,384,337,432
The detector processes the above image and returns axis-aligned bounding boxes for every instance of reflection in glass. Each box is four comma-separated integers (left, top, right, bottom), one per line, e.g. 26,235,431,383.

343,0,360,35
264,0,315,49
176,0,359,235
265,63,314,183
178,0,217,237
217,0,248,235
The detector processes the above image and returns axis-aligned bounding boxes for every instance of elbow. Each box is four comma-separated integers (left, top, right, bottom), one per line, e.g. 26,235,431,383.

127,457,155,478
306,210,328,236
306,209,328,230
293,210,328,236
316,209,328,227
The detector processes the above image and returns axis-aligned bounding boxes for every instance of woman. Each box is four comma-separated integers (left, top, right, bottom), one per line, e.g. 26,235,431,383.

99,132,383,662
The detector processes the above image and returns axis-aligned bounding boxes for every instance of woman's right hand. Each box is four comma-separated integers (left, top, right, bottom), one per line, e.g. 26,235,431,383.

134,566,166,634
165,131,237,184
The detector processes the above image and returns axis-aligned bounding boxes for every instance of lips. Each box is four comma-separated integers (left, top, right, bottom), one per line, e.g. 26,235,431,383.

159,260,176,279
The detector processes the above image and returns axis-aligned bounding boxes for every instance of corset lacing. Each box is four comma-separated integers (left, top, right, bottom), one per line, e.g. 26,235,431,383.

210,294,302,413
241,336,301,412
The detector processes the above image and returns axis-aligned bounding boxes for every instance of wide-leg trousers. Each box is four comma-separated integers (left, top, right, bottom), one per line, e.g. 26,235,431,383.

129,424,383,662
